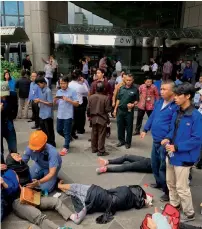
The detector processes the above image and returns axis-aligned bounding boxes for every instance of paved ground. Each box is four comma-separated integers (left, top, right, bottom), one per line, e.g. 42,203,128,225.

2,110,202,229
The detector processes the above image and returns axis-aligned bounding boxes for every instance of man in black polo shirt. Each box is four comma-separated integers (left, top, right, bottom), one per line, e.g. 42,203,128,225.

22,54,32,72
113,74,139,149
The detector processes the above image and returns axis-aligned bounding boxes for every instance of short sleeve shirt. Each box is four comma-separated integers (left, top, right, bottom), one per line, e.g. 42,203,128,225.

56,88,78,119
22,144,62,169
39,86,53,119
117,85,139,110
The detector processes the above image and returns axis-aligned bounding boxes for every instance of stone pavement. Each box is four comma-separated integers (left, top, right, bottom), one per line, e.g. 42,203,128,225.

2,111,202,229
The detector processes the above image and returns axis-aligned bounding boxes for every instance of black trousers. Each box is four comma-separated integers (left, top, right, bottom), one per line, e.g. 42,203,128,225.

72,97,87,135
117,109,134,145
31,101,40,127
40,118,56,147
107,155,152,173
135,108,152,132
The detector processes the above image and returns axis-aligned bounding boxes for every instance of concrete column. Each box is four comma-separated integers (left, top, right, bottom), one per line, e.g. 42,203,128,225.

24,1,50,71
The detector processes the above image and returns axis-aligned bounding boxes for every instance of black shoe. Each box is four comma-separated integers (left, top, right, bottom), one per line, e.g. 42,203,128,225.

72,135,78,140
150,183,161,189
133,131,140,136
31,126,38,129
97,152,109,156
88,138,91,142
77,130,85,134
116,142,125,147
125,144,131,149
27,120,34,122
160,194,169,202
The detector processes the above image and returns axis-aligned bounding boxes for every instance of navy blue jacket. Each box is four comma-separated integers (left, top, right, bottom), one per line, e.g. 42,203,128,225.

183,67,193,80
165,106,202,166
144,99,178,143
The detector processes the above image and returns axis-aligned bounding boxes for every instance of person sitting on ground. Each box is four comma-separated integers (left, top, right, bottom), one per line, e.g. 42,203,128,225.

1,163,19,222
22,130,62,193
58,181,152,225
96,155,152,174
3,155,72,229
87,82,112,156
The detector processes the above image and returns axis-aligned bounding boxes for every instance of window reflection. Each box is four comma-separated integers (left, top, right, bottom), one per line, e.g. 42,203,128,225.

18,1,24,15
1,16,5,26
68,2,112,26
4,1,18,15
19,16,24,27
5,16,18,26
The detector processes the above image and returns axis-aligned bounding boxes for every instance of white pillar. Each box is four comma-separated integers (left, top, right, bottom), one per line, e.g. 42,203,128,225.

24,1,50,71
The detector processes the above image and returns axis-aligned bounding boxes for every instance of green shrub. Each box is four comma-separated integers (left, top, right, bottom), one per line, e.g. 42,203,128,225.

1,60,21,80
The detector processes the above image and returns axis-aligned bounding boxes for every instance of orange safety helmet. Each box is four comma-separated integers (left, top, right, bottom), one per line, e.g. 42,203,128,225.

28,130,47,151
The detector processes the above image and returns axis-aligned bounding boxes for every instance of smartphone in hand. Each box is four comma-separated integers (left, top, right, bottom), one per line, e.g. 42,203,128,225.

55,96,63,99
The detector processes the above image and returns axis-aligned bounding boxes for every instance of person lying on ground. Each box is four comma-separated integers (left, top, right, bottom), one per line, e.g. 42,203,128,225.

4,154,72,229
1,163,19,222
58,181,153,225
96,155,152,174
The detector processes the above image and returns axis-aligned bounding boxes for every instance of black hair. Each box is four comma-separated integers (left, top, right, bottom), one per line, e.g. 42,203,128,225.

82,58,86,62
37,71,45,77
71,69,82,81
97,68,105,74
3,71,11,81
26,54,29,58
127,73,134,78
174,82,195,100
35,76,47,84
21,69,26,77
96,81,105,93
144,76,153,81
112,72,117,78
61,75,70,83
176,74,181,80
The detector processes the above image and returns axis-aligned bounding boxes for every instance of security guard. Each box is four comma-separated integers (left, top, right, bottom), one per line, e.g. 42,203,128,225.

22,130,62,192
114,74,139,149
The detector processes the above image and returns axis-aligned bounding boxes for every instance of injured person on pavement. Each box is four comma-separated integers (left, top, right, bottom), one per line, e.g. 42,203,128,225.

96,154,152,174
58,181,153,225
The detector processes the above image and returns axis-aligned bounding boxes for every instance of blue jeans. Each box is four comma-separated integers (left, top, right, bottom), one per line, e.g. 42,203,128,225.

30,162,60,192
57,118,72,149
1,120,17,163
151,142,168,194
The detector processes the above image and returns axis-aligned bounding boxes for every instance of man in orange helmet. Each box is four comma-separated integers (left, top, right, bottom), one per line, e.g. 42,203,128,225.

22,130,62,192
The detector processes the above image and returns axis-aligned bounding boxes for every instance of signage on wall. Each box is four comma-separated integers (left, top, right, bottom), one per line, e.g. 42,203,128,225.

54,34,134,47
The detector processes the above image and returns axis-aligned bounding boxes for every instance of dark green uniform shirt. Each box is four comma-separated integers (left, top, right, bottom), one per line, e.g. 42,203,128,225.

117,84,139,111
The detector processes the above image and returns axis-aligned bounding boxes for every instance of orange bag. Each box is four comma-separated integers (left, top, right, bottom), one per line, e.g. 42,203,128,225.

20,187,41,207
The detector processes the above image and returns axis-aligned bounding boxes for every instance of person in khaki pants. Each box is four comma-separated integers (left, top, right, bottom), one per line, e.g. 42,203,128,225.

15,70,31,119
161,83,202,223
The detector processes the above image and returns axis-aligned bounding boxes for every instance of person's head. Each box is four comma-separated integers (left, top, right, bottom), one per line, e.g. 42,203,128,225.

26,54,30,60
28,130,47,152
37,71,45,77
60,75,70,90
103,55,107,61
179,58,183,63
199,76,202,83
112,72,117,79
96,68,105,80
4,69,9,74
160,80,175,100
81,58,86,65
35,77,47,89
0,81,10,98
72,69,82,81
31,72,37,82
21,69,27,77
49,55,54,61
186,61,191,68
174,83,195,107
144,76,153,87
125,74,134,87
176,74,181,80
143,63,146,66
10,153,22,162
3,72,11,81
96,81,105,93
198,89,202,102
193,57,196,61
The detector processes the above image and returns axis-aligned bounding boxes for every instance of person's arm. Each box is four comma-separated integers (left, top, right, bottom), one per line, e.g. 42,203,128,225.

22,147,31,164
69,90,79,107
112,84,119,106
36,90,53,107
0,177,8,189
90,82,95,95
154,85,160,101
143,105,156,132
105,97,112,113
38,167,57,184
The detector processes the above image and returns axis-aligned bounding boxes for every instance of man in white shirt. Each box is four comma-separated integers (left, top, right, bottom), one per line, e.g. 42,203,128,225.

44,62,54,89
151,60,158,76
115,59,122,76
141,63,150,76
69,70,89,138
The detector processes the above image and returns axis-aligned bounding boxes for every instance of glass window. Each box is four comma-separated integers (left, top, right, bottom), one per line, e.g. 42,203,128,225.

4,1,18,15
19,16,24,27
1,2,4,15
1,16,5,26
18,1,24,15
5,16,19,26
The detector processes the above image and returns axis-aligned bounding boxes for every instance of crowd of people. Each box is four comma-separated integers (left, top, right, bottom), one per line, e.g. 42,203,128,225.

1,54,202,229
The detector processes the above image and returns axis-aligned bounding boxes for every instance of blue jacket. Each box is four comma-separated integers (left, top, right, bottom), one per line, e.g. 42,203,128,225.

7,78,16,92
183,67,193,80
165,106,202,166
144,99,178,143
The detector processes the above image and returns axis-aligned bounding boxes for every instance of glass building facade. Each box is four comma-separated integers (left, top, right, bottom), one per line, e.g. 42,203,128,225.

1,1,24,27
